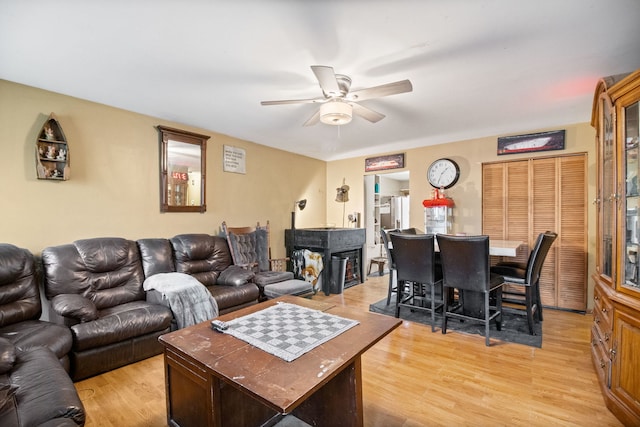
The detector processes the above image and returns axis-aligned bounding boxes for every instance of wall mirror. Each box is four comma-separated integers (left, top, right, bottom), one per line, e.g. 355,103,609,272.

157,125,209,213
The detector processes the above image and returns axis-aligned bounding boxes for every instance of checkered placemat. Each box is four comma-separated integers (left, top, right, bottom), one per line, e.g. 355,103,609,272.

223,302,359,362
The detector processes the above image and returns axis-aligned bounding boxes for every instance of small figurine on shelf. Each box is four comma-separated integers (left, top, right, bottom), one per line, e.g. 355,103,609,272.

44,125,55,141
38,146,45,158
46,145,56,159
57,148,66,160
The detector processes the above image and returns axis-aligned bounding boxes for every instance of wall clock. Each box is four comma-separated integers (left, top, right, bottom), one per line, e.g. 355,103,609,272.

427,158,460,189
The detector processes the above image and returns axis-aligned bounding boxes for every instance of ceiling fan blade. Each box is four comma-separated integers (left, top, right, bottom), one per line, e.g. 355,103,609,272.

302,109,320,127
347,79,413,102
261,97,324,106
311,65,341,96
352,103,385,123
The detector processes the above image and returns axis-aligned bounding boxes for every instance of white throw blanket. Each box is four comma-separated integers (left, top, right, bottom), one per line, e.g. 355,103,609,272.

143,272,218,329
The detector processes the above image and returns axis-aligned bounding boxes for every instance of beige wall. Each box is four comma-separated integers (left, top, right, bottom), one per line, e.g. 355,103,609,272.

1,79,597,307
326,123,596,308
0,80,326,256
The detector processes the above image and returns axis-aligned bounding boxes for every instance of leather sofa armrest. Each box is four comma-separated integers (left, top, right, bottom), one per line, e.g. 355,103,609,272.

0,337,16,374
51,294,99,322
217,265,255,286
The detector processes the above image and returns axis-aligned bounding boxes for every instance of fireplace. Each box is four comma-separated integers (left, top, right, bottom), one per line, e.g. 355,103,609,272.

284,228,366,295
340,250,361,287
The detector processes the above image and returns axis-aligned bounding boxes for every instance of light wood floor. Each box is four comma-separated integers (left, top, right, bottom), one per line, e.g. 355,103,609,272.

75,275,623,426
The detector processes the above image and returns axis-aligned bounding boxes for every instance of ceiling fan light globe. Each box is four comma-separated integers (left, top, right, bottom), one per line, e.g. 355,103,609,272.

320,101,352,125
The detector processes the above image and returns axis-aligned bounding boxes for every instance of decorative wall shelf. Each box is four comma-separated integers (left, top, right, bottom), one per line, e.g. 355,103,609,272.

36,113,69,180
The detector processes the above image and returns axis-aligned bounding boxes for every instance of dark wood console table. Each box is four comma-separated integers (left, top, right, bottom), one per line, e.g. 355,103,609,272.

285,228,366,295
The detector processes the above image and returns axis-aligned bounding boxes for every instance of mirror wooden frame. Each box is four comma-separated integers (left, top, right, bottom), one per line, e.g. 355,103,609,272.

157,125,209,213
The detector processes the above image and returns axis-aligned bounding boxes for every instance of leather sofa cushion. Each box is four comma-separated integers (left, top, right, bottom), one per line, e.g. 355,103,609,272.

0,338,15,374
0,244,31,284
170,234,232,286
217,265,254,286
207,283,259,311
137,238,175,277
0,244,41,326
42,237,145,310
0,320,72,360
51,294,99,321
6,347,85,426
71,301,172,351
253,271,294,286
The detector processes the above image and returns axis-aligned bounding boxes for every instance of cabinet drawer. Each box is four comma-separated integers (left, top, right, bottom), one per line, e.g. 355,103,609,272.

594,285,613,331
591,325,609,385
592,317,612,350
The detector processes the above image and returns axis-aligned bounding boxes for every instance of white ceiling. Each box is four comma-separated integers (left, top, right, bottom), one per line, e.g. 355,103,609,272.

2,1,639,161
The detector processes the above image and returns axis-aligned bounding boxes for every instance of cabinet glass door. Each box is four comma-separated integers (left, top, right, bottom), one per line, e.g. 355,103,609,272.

601,95,616,281
623,100,640,291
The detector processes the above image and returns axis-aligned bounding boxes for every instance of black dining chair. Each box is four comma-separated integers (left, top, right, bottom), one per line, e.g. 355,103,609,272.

390,233,443,332
380,227,419,305
380,228,399,305
437,234,504,346
490,231,557,335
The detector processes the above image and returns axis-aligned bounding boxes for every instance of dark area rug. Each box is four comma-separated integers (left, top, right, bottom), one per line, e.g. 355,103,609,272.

369,297,542,348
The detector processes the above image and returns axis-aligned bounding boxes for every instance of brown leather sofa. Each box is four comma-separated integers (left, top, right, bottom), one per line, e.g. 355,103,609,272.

0,243,85,426
41,238,174,381
138,234,260,314
41,234,260,381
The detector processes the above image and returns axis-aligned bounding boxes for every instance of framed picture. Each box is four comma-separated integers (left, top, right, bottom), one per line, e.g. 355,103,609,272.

497,130,565,155
365,153,405,172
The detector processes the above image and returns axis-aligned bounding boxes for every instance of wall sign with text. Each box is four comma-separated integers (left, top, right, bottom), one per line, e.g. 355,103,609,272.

223,145,246,174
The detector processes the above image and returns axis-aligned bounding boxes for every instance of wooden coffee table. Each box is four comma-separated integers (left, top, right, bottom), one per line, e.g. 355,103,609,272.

158,295,401,427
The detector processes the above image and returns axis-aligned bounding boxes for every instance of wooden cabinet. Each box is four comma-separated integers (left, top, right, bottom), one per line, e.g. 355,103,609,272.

482,154,587,311
36,113,69,180
591,69,640,425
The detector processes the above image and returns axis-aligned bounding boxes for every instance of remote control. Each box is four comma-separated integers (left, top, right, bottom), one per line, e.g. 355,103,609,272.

210,319,229,332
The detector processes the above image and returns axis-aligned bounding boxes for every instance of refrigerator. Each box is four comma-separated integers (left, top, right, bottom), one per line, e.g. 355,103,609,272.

380,195,409,229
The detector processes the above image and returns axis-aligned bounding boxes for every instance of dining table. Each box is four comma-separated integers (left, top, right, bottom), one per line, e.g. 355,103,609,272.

432,238,525,257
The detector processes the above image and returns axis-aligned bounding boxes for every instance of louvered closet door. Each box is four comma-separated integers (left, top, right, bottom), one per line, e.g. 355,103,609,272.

505,161,530,264
531,158,559,307
482,163,506,238
557,155,587,310
482,153,587,311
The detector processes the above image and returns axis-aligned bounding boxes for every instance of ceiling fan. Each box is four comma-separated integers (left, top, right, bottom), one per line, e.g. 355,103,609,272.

260,65,413,126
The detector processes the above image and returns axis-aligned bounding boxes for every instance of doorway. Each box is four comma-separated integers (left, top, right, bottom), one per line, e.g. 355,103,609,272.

363,171,410,269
